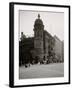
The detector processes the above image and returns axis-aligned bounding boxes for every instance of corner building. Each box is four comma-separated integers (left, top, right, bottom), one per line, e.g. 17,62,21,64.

33,14,55,62
19,14,63,65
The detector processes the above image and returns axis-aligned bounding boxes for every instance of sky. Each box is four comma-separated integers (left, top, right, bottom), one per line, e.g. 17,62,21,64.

19,10,64,41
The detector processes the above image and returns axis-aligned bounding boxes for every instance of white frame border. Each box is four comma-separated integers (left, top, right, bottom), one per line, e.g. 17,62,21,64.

14,4,69,86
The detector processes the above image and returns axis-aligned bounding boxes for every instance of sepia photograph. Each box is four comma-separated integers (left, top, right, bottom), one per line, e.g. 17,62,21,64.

9,2,70,87
19,11,64,79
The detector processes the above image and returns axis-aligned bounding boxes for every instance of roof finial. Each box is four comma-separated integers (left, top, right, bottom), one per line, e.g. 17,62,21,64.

38,14,40,19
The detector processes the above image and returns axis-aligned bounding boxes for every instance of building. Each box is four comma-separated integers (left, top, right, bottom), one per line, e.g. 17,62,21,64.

19,14,64,66
54,35,63,62
62,41,64,62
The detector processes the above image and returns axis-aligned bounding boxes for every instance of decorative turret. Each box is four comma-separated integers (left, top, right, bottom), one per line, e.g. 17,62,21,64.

34,14,44,29
34,14,43,25
33,14,44,62
38,14,40,19
34,14,44,38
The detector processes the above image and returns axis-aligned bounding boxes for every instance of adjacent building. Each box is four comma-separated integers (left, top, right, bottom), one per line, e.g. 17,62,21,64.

54,35,63,62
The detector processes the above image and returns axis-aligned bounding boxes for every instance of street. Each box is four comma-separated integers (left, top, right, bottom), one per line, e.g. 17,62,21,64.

19,63,64,79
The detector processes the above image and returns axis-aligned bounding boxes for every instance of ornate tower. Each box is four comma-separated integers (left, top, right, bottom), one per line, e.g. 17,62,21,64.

33,14,44,62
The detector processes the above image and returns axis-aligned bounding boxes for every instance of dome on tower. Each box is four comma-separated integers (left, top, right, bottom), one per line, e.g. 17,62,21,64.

34,14,43,25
